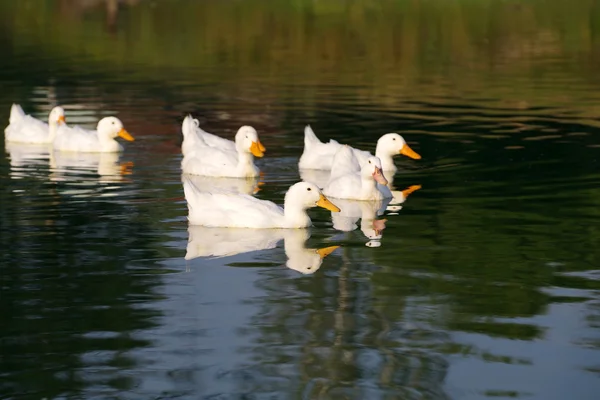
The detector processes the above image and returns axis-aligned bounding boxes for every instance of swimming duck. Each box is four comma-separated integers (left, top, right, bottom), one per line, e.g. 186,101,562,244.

53,116,134,153
4,104,66,144
323,146,392,201
181,115,265,156
298,125,421,172
181,125,265,178
183,179,340,228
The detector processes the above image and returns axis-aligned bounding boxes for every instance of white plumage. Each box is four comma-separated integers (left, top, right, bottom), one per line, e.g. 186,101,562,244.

183,178,340,228
298,125,421,172
4,104,66,144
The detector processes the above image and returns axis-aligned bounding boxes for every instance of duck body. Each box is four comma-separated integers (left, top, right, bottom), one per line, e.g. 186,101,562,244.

4,104,66,144
181,146,260,178
181,121,264,178
183,179,340,229
181,115,236,155
298,125,421,172
181,115,265,154
323,147,392,201
180,116,266,178
53,117,134,153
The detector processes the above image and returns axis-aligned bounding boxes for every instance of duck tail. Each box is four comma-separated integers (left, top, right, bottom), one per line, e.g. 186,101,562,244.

9,104,25,124
182,114,196,138
304,125,322,150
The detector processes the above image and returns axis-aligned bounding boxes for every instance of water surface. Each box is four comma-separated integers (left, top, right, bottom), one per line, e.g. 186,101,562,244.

1,1,600,399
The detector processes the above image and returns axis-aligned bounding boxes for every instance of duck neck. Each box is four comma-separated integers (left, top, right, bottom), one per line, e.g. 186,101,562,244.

48,122,59,143
237,150,258,175
360,174,379,198
283,198,311,228
98,133,121,152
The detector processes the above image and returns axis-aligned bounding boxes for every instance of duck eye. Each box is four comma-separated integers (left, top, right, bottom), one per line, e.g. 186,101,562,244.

368,160,371,164
393,138,396,141
307,188,312,191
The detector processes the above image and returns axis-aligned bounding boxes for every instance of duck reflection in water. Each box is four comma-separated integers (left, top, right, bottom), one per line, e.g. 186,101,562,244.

5,142,51,180
186,227,339,274
181,173,264,196
49,151,134,186
328,197,390,246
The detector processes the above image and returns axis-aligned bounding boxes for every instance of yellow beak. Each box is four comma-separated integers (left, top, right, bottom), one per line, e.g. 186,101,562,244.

250,141,264,157
57,115,66,124
118,128,135,142
316,194,340,212
258,140,266,153
316,245,340,259
400,144,421,160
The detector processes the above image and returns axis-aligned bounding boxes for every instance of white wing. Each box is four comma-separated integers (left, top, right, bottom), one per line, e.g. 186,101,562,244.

5,114,50,143
329,145,360,180
298,125,342,170
181,145,241,177
53,125,100,152
199,127,236,151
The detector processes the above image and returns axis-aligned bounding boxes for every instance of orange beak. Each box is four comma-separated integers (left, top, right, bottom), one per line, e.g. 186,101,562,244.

258,140,266,153
118,128,135,142
400,144,421,160
57,115,66,124
316,194,340,212
249,141,264,157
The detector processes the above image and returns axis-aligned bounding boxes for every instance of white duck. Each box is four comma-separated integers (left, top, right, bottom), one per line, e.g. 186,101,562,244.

185,227,338,274
183,179,340,228
298,125,421,172
323,146,392,201
181,125,265,178
53,116,134,153
4,104,66,144
181,115,266,156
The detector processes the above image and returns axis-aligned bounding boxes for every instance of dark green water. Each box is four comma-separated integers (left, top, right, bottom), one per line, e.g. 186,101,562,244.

1,1,600,399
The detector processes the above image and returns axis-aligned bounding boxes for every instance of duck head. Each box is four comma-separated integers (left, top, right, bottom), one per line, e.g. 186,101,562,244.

377,133,421,160
362,156,388,185
235,125,265,157
97,117,134,142
285,181,341,212
48,106,66,126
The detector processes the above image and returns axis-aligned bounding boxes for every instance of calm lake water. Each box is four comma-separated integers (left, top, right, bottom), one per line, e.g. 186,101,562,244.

1,1,600,399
